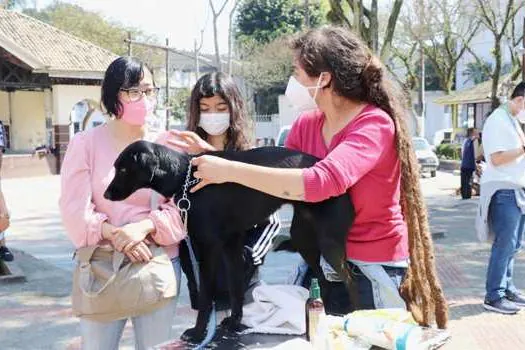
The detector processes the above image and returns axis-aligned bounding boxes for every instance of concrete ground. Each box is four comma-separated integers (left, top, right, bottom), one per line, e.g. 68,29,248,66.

1,172,524,349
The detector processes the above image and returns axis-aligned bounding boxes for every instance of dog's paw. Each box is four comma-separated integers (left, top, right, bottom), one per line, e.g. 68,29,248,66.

180,327,206,344
219,316,246,334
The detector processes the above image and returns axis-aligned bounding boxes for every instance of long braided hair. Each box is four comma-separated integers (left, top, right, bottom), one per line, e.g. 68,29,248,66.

292,26,448,329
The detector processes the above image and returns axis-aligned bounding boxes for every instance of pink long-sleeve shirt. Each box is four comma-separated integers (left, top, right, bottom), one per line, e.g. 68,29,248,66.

285,105,408,262
59,125,185,258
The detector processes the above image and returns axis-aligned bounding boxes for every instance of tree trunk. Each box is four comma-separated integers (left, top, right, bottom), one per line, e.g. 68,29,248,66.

444,70,454,95
194,39,200,81
379,0,403,61
213,16,221,71
370,0,379,54
353,0,361,37
227,0,239,75
491,38,502,110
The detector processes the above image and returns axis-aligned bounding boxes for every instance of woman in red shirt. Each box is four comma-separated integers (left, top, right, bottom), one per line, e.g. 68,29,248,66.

189,27,447,328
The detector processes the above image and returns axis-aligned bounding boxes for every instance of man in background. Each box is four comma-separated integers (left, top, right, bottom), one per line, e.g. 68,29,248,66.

0,120,12,261
461,128,479,199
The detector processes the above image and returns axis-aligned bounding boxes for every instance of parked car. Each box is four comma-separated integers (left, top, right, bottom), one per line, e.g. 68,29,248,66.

413,137,439,177
433,128,453,146
276,125,291,147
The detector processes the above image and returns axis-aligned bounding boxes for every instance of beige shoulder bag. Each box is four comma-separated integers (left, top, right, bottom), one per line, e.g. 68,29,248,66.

71,194,177,322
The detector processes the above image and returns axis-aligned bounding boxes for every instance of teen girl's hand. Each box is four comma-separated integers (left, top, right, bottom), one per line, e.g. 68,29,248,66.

123,241,152,263
110,220,155,262
167,130,216,154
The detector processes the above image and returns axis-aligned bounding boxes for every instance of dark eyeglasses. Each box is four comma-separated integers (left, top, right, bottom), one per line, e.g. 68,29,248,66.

120,87,160,102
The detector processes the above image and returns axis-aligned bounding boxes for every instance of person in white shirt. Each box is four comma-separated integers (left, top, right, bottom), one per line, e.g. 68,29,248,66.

478,82,525,314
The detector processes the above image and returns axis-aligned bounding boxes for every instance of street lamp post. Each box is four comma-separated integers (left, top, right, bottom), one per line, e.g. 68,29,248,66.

522,17,525,81
165,38,170,131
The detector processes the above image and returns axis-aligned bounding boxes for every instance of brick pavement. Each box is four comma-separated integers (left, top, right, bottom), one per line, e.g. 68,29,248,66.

429,198,525,350
2,174,525,349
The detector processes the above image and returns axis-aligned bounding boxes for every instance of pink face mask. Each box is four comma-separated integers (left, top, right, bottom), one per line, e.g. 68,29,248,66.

119,97,155,126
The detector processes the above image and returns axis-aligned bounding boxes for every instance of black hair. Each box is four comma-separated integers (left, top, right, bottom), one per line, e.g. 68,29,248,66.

187,72,250,150
101,56,144,117
511,82,525,99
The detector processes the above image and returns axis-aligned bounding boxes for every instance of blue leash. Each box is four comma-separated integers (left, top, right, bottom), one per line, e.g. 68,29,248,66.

185,235,217,350
178,162,217,350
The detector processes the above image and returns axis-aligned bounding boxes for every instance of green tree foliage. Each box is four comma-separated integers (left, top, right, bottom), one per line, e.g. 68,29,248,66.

1,0,28,10
326,0,403,60
462,60,493,85
236,0,324,47
170,88,191,121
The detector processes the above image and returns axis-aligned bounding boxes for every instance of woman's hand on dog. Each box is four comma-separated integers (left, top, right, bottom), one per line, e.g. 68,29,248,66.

167,130,216,155
191,155,233,192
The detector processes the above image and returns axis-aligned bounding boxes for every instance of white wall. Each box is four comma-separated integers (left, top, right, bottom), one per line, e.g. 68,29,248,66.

278,95,301,128
421,91,451,143
0,91,8,124
8,91,46,150
254,116,280,142
52,85,101,125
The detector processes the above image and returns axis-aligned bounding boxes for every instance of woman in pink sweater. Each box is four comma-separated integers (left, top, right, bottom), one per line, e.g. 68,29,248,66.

188,27,448,328
59,57,185,349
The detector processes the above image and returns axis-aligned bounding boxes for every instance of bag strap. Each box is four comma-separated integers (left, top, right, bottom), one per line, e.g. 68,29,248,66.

151,191,159,210
77,191,161,298
79,250,126,297
75,246,98,264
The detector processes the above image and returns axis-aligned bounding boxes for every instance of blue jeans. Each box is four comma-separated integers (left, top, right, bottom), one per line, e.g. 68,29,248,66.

486,190,525,302
80,257,181,350
290,260,406,314
349,263,407,310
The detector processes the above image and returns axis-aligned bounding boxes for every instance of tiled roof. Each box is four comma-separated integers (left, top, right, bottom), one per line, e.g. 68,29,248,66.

0,9,117,77
434,74,517,105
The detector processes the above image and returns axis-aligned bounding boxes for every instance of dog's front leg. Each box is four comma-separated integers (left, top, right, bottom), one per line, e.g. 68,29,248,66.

221,234,245,333
181,243,221,344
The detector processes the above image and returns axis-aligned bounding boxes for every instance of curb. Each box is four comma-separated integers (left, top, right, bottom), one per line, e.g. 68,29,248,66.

0,259,26,284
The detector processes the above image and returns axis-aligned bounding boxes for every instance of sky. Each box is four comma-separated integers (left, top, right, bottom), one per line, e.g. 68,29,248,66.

35,0,236,54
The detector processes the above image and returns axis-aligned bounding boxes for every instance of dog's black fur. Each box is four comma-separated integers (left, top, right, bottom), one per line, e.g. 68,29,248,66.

104,140,357,343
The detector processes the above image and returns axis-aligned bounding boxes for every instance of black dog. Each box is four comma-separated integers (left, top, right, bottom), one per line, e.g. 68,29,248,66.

104,140,357,343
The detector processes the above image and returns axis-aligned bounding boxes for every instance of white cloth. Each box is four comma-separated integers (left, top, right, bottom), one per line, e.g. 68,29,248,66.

241,284,309,335
481,105,525,187
257,338,315,350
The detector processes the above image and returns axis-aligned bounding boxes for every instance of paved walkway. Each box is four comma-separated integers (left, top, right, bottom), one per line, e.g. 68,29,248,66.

1,173,524,349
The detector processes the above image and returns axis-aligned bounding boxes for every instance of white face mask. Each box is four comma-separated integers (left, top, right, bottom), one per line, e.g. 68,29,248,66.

284,75,323,112
517,110,525,124
199,112,230,135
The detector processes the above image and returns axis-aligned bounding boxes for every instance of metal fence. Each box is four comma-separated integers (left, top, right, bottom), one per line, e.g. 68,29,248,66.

252,114,281,146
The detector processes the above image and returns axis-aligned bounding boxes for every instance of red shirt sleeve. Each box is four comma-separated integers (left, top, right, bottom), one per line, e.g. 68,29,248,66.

302,111,395,203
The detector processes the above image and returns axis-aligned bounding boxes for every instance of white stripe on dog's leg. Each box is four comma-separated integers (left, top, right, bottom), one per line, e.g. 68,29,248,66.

252,213,280,256
252,213,281,260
